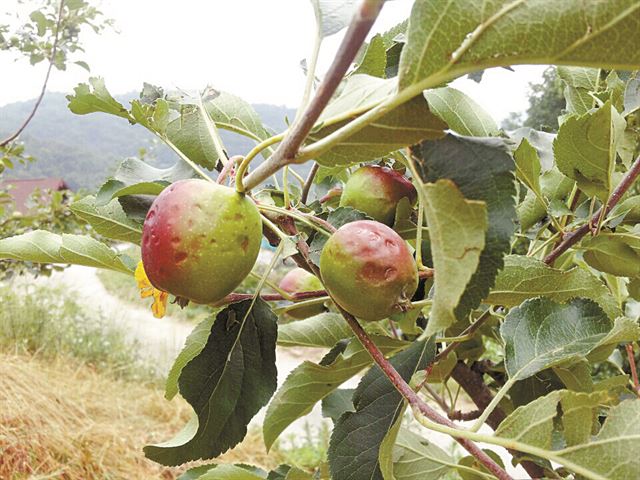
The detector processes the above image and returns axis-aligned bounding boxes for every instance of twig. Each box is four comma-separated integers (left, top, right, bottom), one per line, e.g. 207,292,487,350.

338,308,512,480
217,155,241,185
626,343,640,397
301,162,320,203
1,0,66,147
241,0,385,192
215,289,327,306
431,309,492,364
544,155,640,265
451,362,546,479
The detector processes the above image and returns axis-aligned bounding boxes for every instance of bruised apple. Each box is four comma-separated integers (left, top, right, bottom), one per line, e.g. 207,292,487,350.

339,165,417,226
279,268,325,319
320,220,418,321
141,179,262,304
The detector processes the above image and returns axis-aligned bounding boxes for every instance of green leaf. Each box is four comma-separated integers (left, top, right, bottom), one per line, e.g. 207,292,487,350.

423,87,499,137
611,195,640,224
624,73,640,115
70,195,143,244
501,297,613,381
557,67,601,115
322,389,355,423
399,0,640,91
178,464,266,480
553,359,594,393
0,231,134,274
353,34,386,78
514,139,542,199
277,313,352,348
486,255,621,320
204,89,271,143
263,336,407,450
328,339,435,480
588,316,640,362
29,10,47,36
422,180,487,336
557,67,601,91
414,134,517,322
308,75,446,167
517,168,574,231
96,157,195,211
145,299,277,466
96,180,168,206
495,391,560,449
560,390,609,447
311,0,357,38
509,128,556,171
558,400,640,479
165,315,216,400
554,101,626,201
166,102,221,170
496,389,610,449
67,77,132,120
392,428,453,480
582,232,640,277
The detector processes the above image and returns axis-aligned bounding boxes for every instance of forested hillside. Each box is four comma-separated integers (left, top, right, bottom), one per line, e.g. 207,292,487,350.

0,93,296,189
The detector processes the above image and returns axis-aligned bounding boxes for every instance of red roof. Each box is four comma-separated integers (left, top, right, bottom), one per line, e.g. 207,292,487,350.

0,178,69,213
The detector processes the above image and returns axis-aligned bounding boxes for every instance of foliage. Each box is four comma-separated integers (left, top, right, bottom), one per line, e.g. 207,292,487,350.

2,1,640,479
0,186,87,279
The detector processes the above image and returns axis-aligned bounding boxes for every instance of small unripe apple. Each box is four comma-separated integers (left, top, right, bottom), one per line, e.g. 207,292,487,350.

279,268,325,319
339,165,417,226
320,220,418,321
141,179,262,304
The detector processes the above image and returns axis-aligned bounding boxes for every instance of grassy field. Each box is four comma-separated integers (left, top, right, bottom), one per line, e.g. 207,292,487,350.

0,284,326,479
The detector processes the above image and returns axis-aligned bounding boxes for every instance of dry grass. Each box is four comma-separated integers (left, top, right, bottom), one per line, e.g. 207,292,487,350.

0,353,282,479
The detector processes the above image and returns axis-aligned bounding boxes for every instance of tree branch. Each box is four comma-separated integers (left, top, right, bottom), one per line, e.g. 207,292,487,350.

0,0,66,148
241,0,385,192
544,154,640,265
451,362,546,479
301,162,320,204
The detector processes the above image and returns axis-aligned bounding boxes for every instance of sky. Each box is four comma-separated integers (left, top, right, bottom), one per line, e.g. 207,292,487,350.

0,0,546,123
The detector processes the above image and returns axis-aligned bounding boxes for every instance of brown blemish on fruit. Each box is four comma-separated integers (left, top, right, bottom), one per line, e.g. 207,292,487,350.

171,236,181,246
239,235,250,253
175,251,188,264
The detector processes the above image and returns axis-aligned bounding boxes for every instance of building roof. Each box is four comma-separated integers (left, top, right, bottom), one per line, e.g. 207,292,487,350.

0,178,69,213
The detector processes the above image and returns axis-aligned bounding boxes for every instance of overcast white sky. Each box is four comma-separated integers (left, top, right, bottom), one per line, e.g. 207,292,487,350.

0,0,546,123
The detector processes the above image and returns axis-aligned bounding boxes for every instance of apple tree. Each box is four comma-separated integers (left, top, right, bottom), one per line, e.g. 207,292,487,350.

2,1,640,479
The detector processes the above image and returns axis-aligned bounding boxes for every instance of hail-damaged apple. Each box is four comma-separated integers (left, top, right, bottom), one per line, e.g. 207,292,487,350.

141,179,262,304
339,165,417,226
320,220,418,321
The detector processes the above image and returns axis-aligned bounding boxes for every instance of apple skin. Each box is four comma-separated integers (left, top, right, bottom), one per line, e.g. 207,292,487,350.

339,165,417,226
320,220,418,321
279,268,325,319
141,179,262,304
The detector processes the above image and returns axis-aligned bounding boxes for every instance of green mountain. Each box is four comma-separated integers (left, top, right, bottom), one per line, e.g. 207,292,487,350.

0,92,297,189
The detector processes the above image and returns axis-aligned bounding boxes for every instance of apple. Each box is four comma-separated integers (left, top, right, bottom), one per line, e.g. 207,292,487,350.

320,220,418,321
339,165,417,226
141,179,262,304
279,268,325,319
